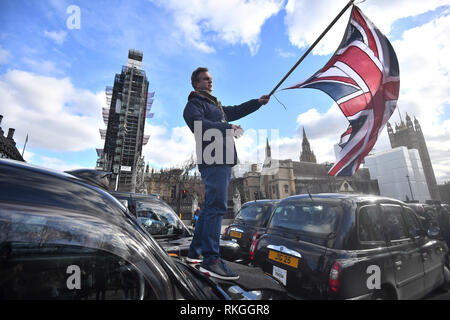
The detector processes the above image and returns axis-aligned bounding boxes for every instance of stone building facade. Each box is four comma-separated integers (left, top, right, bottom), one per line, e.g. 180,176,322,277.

438,182,450,204
145,169,205,219
256,142,378,202
0,115,24,161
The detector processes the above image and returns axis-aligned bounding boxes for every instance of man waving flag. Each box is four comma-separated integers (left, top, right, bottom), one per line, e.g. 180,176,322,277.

286,6,400,176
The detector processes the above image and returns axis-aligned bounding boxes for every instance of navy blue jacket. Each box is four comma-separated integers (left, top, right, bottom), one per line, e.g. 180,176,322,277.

183,91,262,169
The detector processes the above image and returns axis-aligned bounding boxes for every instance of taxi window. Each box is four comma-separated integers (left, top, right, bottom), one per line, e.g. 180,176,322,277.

235,204,272,225
0,204,160,300
381,205,409,241
0,166,127,220
358,205,385,242
134,199,185,237
402,207,423,237
0,242,155,300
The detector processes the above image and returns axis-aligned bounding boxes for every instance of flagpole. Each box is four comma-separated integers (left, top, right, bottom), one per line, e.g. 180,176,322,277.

269,0,355,96
21,133,28,158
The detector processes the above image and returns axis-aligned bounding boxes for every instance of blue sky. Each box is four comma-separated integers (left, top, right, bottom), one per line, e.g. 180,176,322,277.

1,0,449,182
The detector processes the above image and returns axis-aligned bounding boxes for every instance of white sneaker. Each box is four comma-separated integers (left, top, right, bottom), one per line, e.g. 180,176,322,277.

186,256,203,264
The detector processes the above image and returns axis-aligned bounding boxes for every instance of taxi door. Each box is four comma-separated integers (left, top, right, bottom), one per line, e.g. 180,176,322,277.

403,207,446,294
381,204,424,300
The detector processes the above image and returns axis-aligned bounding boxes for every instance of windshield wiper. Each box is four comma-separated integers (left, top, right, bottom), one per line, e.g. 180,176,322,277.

273,225,294,232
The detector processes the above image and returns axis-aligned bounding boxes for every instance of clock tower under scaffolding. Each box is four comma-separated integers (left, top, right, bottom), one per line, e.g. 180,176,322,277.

96,49,154,192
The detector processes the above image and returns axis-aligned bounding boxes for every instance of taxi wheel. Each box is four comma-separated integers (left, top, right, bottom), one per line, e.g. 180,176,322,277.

372,290,387,300
371,288,394,300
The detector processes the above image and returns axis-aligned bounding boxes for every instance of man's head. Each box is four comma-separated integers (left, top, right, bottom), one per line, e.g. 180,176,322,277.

191,67,213,92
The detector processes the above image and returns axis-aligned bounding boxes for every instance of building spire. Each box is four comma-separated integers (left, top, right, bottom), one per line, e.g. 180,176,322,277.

397,104,403,124
406,112,413,130
300,127,317,163
414,116,421,131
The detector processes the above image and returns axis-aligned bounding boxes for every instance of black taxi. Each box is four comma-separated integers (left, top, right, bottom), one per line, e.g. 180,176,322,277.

252,193,450,300
221,199,279,262
0,159,286,300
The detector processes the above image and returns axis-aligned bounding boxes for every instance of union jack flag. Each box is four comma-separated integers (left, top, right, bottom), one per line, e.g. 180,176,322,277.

287,6,400,176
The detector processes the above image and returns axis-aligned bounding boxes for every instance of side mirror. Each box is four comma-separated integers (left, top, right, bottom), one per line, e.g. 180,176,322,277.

427,226,440,239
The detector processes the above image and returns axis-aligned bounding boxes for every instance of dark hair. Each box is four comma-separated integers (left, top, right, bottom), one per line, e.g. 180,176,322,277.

191,67,208,89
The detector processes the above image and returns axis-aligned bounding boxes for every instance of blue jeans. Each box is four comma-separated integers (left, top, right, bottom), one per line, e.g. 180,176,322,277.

188,165,231,265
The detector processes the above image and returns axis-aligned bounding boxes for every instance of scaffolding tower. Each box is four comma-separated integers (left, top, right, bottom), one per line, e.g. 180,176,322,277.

97,49,154,192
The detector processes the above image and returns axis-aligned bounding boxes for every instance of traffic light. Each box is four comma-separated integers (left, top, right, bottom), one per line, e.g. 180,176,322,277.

182,189,187,199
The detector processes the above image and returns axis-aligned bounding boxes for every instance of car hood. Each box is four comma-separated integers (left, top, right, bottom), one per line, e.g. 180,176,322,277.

157,236,242,261
180,259,288,299
158,235,192,256
209,260,287,294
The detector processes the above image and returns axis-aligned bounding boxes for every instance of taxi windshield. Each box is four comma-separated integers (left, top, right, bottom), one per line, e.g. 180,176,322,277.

268,202,341,236
135,200,184,237
235,204,271,224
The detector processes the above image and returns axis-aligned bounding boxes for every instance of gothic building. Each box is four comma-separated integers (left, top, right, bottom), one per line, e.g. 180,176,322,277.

0,115,24,161
386,113,440,200
145,168,205,217
300,127,316,163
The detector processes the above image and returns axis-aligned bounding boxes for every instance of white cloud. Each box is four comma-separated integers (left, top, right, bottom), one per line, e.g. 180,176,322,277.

143,124,196,168
38,155,83,173
294,106,352,162
284,0,449,55
44,30,68,45
391,13,450,128
390,12,450,183
233,128,304,165
150,0,284,55
143,125,300,169
22,58,65,76
275,48,296,58
234,128,280,163
296,107,346,140
0,70,104,152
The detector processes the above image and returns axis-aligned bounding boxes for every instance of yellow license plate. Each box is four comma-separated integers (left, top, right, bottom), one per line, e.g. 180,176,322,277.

268,250,299,268
230,230,242,238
